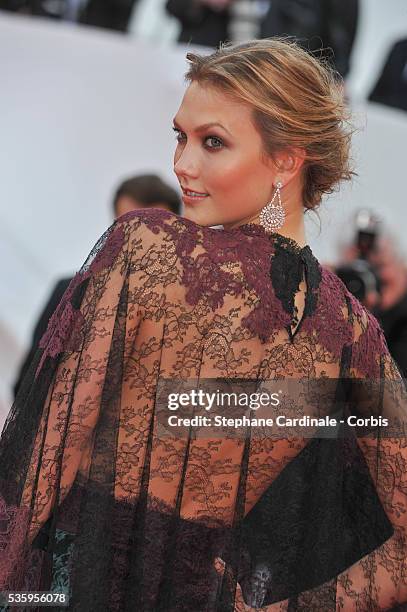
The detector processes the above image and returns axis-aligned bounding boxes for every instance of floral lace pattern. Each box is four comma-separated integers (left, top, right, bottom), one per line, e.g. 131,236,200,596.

0,208,406,611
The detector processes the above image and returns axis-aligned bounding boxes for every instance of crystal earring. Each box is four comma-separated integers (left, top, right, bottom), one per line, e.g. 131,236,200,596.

259,181,285,233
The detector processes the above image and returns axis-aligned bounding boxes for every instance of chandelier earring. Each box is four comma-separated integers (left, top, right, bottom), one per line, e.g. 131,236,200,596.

259,181,285,233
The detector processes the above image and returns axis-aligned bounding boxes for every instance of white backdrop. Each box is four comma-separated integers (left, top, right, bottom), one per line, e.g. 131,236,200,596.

1,9,407,422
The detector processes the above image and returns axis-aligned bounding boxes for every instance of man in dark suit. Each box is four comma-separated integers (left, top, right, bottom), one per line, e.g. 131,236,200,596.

369,39,407,112
260,0,359,77
166,0,232,48
79,0,138,32
13,174,181,398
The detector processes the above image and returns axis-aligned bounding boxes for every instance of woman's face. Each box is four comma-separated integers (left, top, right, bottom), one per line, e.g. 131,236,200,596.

173,82,278,228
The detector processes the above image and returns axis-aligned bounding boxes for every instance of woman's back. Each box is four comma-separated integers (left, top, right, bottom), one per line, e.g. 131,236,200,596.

120,208,380,379
1,208,405,611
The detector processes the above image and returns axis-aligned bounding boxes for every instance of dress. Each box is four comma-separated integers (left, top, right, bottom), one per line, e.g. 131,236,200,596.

0,208,406,611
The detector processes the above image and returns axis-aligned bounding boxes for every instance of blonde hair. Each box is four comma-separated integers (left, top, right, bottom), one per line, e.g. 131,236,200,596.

184,38,355,211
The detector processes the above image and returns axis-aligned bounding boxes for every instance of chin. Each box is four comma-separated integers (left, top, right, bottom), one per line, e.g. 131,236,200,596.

183,207,221,227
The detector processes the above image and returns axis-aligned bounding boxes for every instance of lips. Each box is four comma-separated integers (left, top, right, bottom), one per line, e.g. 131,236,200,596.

181,186,209,197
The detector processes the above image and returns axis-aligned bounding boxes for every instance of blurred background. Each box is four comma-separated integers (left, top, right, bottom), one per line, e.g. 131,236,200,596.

1,0,407,423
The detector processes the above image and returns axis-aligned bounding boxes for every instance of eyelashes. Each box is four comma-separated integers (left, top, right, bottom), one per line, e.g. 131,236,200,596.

172,127,185,144
172,127,224,151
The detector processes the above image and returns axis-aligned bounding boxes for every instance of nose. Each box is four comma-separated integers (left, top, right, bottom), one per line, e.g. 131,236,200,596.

173,144,200,180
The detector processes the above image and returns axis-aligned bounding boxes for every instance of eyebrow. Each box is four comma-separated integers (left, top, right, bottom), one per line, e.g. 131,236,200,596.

172,118,232,137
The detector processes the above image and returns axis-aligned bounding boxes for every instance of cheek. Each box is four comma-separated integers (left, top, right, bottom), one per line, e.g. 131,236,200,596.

206,153,258,192
209,154,269,206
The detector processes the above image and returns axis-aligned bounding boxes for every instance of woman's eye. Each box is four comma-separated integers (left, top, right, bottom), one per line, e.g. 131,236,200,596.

205,136,224,150
172,127,185,143
172,127,224,150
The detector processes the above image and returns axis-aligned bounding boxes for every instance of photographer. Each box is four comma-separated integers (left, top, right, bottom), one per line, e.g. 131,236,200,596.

336,210,407,378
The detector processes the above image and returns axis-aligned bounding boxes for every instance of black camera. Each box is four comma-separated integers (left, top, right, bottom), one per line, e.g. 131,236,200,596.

335,210,382,303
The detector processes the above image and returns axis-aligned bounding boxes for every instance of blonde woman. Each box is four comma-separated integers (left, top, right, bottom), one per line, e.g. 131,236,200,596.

0,39,406,611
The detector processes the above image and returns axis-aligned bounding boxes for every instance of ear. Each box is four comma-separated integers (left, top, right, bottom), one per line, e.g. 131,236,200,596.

269,147,307,183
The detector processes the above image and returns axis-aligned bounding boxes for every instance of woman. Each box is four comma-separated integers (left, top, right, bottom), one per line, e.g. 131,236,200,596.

1,39,406,611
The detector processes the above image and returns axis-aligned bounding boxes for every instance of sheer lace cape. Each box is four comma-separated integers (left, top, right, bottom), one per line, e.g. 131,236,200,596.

0,209,406,611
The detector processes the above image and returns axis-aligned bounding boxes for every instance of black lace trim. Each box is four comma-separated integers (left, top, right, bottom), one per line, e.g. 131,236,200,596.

259,232,322,327
230,223,323,338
